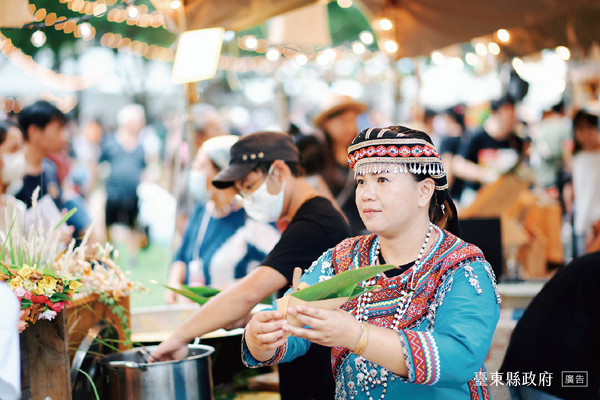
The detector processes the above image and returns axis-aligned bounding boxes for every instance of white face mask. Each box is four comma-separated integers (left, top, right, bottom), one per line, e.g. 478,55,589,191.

242,166,284,223
188,169,211,203
2,151,26,191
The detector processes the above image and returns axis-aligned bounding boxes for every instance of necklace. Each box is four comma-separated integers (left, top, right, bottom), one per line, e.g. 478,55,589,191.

352,222,435,400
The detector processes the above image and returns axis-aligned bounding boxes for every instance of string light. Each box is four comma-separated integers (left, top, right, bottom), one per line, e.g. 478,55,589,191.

496,29,510,43
99,32,174,61
555,46,571,61
359,31,374,45
31,30,47,47
77,22,93,40
266,47,280,61
475,42,488,56
378,18,393,31
383,40,398,53
0,32,101,91
352,41,366,55
244,35,258,50
488,42,500,55
223,30,235,42
170,0,181,9
294,54,308,65
127,5,138,19
465,52,478,66
430,50,444,64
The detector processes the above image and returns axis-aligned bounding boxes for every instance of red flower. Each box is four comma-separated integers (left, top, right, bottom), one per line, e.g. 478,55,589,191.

51,301,65,313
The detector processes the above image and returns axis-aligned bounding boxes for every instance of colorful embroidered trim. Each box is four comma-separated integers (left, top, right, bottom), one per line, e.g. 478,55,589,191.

347,140,441,170
399,330,441,385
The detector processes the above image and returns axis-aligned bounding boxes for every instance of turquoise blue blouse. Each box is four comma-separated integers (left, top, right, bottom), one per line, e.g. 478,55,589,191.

243,229,501,400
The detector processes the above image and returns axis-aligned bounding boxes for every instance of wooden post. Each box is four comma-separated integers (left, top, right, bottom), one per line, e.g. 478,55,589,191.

20,310,72,400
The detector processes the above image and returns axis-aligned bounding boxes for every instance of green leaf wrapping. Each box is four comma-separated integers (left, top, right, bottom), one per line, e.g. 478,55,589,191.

181,284,220,298
291,264,397,301
163,285,220,305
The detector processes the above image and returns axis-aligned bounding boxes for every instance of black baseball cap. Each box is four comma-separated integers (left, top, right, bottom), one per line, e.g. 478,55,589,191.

212,131,300,189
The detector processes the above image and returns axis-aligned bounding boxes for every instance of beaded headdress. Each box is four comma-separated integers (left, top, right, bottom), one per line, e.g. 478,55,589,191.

347,127,449,192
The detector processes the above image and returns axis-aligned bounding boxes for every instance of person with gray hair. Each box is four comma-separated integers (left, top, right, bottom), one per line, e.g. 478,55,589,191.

166,135,280,303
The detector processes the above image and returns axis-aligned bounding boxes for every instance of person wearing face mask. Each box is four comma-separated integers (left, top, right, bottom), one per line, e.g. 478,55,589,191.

165,135,280,303
152,131,350,400
0,120,27,235
0,119,73,245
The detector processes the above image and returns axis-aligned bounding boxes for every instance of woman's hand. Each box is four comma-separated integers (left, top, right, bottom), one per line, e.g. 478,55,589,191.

244,310,287,362
284,305,361,351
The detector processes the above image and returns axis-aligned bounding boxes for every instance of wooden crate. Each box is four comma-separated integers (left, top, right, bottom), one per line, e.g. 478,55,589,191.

20,311,71,400
66,294,131,360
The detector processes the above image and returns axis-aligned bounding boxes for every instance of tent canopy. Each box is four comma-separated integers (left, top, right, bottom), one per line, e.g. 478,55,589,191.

152,0,600,57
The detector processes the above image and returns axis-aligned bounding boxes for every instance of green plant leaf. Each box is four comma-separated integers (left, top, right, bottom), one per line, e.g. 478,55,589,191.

49,292,71,302
53,208,77,232
164,285,212,305
0,263,10,276
42,267,58,278
75,368,100,400
291,264,397,301
181,284,220,298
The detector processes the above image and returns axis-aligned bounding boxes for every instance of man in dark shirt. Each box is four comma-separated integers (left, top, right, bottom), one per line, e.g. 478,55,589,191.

454,97,526,202
16,100,90,239
500,251,600,399
152,131,350,400
99,104,146,243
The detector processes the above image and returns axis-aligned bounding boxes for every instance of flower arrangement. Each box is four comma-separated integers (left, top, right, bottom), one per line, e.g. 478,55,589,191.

53,234,141,302
1,262,82,328
53,228,144,345
0,190,83,331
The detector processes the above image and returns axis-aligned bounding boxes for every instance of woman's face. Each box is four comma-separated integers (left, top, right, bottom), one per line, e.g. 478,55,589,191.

322,110,359,146
0,126,24,155
192,148,219,196
574,124,600,151
355,171,432,237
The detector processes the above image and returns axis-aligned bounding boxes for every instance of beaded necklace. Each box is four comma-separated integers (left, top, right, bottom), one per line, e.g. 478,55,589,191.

352,222,435,400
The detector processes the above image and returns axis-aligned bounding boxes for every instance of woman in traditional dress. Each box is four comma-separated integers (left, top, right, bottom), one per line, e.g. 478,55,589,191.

243,126,501,400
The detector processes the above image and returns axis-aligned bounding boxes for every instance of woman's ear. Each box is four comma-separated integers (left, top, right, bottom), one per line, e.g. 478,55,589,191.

417,178,435,208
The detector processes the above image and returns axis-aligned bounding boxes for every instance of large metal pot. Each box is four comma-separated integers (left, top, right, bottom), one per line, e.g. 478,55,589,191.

101,344,215,400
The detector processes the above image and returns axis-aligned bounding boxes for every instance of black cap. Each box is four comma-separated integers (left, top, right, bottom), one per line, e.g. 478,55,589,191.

212,131,300,189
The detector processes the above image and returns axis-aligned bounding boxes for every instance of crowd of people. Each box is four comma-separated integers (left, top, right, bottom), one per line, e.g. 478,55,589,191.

1,92,600,400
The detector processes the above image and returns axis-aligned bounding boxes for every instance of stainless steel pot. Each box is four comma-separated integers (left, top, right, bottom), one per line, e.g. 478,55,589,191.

101,344,214,400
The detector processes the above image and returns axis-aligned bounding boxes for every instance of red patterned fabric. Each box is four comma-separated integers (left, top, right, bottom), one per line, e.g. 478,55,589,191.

348,143,440,169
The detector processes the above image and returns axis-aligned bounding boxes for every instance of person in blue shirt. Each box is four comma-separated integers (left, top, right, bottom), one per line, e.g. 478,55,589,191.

243,126,501,400
166,135,280,303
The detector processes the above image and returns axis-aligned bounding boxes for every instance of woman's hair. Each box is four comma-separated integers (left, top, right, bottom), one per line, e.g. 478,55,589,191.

572,109,599,154
384,125,453,229
0,119,21,146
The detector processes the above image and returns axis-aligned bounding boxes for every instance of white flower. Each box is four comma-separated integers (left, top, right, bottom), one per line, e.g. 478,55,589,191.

39,310,57,321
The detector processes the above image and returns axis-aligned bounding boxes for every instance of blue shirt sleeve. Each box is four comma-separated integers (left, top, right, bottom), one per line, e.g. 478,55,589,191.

397,261,500,386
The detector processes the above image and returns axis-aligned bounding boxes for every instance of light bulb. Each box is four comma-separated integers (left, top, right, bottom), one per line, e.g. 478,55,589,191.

31,30,46,47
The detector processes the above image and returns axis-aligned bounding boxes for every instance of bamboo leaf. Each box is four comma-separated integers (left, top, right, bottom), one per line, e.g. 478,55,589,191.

291,264,397,301
163,285,211,305
181,284,220,298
